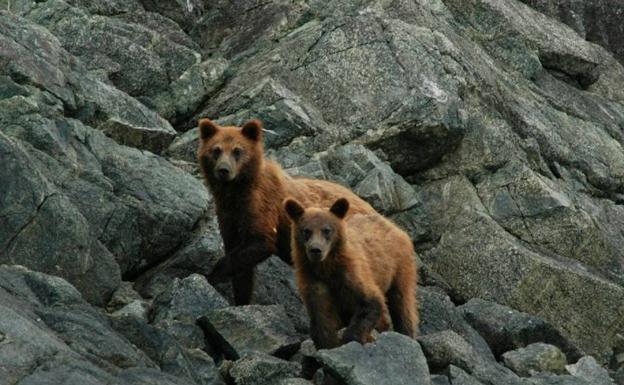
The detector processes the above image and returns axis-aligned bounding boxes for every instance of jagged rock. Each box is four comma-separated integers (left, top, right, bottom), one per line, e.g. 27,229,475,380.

255,256,309,334
229,353,302,385
418,330,523,385
565,356,614,385
197,305,302,360
110,315,224,385
418,287,494,361
150,274,228,349
502,343,567,377
458,299,581,361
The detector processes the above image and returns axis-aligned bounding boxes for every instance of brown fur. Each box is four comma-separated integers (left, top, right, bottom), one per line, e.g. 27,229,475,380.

285,198,419,349
197,119,377,305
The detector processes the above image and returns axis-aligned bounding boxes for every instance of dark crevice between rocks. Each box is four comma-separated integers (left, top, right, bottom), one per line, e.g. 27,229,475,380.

171,67,234,133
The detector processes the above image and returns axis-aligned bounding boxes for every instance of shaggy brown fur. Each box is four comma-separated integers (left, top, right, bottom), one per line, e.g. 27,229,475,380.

197,119,376,305
285,198,418,349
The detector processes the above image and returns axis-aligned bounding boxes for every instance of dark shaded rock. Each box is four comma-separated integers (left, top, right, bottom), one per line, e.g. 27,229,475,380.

134,213,223,299
315,332,431,385
502,343,567,377
418,287,494,361
418,330,523,385
255,256,309,334
197,305,302,360
565,356,614,385
229,352,302,385
458,299,582,362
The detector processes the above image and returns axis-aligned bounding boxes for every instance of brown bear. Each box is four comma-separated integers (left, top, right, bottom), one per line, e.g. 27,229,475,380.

284,197,418,349
197,118,377,305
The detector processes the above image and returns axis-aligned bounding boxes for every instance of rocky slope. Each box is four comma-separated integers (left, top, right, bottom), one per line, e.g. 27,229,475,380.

1,0,623,384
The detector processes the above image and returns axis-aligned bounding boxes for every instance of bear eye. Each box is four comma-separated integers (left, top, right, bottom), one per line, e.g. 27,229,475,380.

322,227,332,237
232,147,243,160
211,147,222,159
302,228,312,239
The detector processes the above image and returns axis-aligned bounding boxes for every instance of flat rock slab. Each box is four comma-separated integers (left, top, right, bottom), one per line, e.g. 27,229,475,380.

197,305,302,360
315,332,431,385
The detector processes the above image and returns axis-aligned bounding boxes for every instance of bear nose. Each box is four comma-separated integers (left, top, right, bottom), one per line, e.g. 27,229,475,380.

308,247,322,258
217,167,230,179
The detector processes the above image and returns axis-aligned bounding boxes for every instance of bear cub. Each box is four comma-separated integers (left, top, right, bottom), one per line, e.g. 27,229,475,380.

284,197,418,349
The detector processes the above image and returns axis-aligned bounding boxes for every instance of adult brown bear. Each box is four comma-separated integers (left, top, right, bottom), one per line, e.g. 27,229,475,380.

197,118,376,305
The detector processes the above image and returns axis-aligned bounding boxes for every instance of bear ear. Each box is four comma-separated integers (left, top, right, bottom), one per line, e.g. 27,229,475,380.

330,198,349,219
241,119,263,142
284,198,305,221
198,119,218,140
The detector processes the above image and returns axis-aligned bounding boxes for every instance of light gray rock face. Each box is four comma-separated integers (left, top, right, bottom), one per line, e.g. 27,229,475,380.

315,332,431,385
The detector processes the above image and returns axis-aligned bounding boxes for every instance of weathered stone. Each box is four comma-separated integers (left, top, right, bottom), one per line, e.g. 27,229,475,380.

502,343,567,376
315,332,431,385
197,305,302,360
